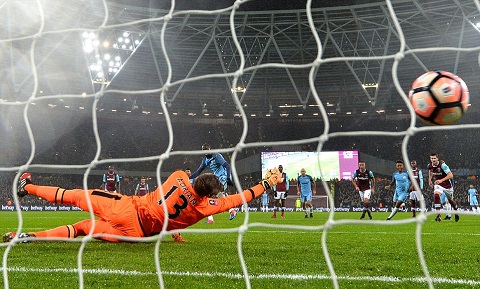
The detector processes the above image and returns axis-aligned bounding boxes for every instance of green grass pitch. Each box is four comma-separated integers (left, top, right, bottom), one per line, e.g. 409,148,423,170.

1,211,480,289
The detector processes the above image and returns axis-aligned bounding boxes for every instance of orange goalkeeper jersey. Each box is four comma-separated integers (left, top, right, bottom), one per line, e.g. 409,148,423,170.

135,171,265,236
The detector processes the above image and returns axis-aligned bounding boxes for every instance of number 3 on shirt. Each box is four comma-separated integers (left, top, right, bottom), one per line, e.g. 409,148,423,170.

157,185,188,219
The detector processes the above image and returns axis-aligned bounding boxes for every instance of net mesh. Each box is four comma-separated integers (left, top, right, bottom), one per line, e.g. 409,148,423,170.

1,0,480,288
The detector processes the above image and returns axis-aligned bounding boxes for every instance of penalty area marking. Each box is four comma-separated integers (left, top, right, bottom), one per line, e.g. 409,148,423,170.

2,266,480,286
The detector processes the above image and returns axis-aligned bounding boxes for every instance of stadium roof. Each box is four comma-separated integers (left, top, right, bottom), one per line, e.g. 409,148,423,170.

1,0,479,120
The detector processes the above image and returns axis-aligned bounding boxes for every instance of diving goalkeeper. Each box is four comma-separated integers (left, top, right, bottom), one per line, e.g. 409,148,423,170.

3,168,282,243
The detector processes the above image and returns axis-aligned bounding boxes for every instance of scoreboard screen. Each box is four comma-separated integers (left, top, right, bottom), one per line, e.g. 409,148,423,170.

261,151,358,180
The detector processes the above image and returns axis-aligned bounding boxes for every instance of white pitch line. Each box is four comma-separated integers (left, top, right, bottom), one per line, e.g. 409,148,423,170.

2,266,480,286
245,230,480,236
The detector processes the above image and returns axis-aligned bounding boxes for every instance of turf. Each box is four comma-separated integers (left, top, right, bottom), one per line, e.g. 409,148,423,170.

1,211,480,289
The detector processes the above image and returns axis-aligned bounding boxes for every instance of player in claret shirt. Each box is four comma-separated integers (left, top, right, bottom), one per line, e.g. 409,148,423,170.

408,160,423,218
352,161,375,220
135,178,150,196
3,168,282,243
103,166,120,193
428,153,459,222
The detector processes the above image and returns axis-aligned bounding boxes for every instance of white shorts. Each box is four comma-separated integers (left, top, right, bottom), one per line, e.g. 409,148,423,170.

434,185,453,200
409,190,423,201
274,191,287,200
359,190,371,201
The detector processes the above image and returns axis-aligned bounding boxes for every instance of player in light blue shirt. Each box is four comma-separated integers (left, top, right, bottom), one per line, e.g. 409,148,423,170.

190,143,234,223
190,144,232,190
385,161,411,220
297,168,316,218
468,184,479,213
261,192,269,212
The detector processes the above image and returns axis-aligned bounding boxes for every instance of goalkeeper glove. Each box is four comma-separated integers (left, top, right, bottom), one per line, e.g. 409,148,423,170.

260,168,283,190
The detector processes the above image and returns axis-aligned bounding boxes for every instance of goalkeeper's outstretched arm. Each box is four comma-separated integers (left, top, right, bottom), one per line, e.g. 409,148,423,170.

202,168,283,215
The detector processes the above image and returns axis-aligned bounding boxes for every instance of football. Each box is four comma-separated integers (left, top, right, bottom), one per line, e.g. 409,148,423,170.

408,70,469,125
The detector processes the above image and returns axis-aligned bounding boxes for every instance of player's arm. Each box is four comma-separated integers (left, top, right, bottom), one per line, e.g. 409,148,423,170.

190,159,206,179
221,161,233,185
436,163,453,184
436,171,453,184
351,172,359,190
296,180,301,195
428,168,433,187
311,176,316,195
134,184,139,196
203,184,266,215
285,174,289,191
201,169,281,215
102,174,106,190
369,171,375,193
385,175,394,190
419,170,424,190
115,174,121,193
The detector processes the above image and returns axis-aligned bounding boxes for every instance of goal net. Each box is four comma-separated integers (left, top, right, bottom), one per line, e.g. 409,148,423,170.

1,0,480,288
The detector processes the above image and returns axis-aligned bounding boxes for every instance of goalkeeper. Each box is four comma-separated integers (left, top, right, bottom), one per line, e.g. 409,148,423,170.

3,168,282,243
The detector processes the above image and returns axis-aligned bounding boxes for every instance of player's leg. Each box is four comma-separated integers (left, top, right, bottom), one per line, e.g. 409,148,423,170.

387,201,399,220
409,191,417,217
440,192,449,220
387,192,407,220
365,198,372,219
364,190,372,219
272,192,279,218
433,187,442,221
301,195,308,218
359,191,366,219
443,202,452,220
444,189,458,222
387,200,403,220
220,179,237,220
280,192,286,218
307,195,313,218
387,192,399,220
22,183,121,218
10,219,126,243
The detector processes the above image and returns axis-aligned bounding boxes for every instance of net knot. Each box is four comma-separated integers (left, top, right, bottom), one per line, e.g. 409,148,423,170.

233,71,245,79
406,126,417,137
394,52,405,61
238,224,248,234
19,165,29,173
233,1,242,10
95,91,104,99
318,134,328,143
